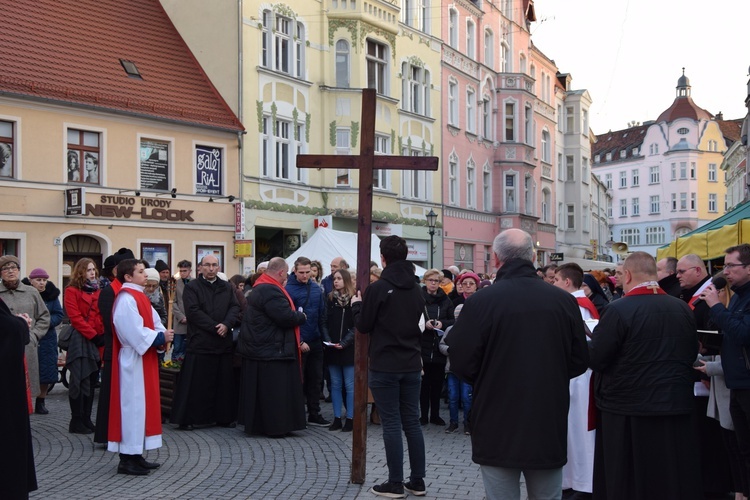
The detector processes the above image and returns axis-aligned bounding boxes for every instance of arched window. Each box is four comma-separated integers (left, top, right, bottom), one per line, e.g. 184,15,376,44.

335,40,350,87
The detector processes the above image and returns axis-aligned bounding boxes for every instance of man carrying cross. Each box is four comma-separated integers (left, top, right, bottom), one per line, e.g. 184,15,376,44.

587,251,701,499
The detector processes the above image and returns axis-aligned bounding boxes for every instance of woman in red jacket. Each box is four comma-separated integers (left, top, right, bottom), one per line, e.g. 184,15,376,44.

64,258,104,434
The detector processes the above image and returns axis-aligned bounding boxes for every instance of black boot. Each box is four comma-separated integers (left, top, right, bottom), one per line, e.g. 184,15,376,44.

69,395,92,434
35,397,49,415
83,391,96,430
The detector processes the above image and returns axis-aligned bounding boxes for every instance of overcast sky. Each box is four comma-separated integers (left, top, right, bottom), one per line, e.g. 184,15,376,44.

530,0,748,134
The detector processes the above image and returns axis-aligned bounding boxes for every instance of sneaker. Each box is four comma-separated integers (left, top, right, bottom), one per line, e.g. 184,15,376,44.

445,422,459,433
370,481,406,498
464,426,471,435
430,416,446,426
404,478,426,496
329,417,342,431
308,414,331,427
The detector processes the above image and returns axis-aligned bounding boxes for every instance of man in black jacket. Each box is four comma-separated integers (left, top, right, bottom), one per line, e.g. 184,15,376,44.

352,235,426,498
447,228,588,500
170,255,240,430
589,251,701,499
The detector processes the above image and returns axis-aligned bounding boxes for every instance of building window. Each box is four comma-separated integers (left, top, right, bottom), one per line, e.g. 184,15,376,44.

505,173,516,212
690,162,696,179
558,153,564,181
262,10,305,78
620,199,627,217
419,0,430,33
558,202,565,229
402,0,414,26
566,106,574,133
466,20,475,59
619,170,627,188
466,160,475,208
500,41,509,72
448,9,458,48
401,150,431,201
690,192,696,210
631,169,639,187
504,102,515,141
541,189,550,222
567,204,575,229
582,157,589,183
645,226,665,245
582,109,589,134
454,243,474,270
366,39,388,95
336,128,350,185
680,192,687,210
448,154,458,205
582,204,589,232
373,135,390,190
566,156,574,181
649,166,660,184
671,163,676,180
525,104,533,145
632,197,640,216
621,228,641,246
679,161,687,179
448,81,458,126
481,97,491,140
67,128,100,184
541,130,550,163
709,193,717,212
650,195,660,214
708,163,717,182
402,63,430,116
261,117,303,182
483,164,491,211
484,29,493,67
604,173,612,189
335,40,350,87
0,120,15,178
525,175,534,215
139,138,170,191
557,105,563,132
466,88,476,133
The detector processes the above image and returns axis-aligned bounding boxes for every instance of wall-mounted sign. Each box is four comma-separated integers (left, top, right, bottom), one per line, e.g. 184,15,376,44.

65,187,85,216
235,201,245,239
140,140,169,191
550,252,564,261
373,223,403,237
85,195,194,221
195,145,223,196
234,240,253,258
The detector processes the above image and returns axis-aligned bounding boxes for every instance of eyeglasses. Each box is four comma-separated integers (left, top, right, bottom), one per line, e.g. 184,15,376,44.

462,281,477,287
425,279,440,283
724,263,749,269
676,267,699,275
1,264,19,272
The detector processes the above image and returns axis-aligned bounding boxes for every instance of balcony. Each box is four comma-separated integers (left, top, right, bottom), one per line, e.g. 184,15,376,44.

327,0,399,35
498,73,536,94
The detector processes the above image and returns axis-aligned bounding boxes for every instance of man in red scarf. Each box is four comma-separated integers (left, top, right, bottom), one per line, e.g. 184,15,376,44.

588,252,700,499
108,259,174,475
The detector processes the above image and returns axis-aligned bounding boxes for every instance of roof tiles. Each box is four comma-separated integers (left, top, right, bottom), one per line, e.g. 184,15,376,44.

0,0,243,132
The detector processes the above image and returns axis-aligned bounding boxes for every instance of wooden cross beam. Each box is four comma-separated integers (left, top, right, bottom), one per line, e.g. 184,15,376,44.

297,88,438,484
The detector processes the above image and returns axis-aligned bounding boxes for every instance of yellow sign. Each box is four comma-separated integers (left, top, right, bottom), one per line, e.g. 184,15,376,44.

234,240,253,258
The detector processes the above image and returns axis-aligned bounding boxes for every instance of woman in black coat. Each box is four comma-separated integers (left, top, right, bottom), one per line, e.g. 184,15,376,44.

583,273,610,316
325,269,356,432
420,269,455,426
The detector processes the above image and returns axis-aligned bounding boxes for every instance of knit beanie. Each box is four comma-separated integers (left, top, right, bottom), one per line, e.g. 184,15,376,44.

28,267,49,279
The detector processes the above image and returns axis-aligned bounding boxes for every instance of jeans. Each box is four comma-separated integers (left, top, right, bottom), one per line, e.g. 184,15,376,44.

172,333,186,362
329,364,354,419
447,373,472,425
481,465,562,500
369,370,426,483
301,339,324,416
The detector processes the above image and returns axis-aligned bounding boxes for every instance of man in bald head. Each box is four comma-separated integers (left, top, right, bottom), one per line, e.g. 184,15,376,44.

321,256,348,296
588,251,700,499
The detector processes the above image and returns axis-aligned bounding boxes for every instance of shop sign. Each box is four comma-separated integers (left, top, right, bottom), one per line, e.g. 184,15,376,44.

85,195,194,222
65,187,85,216
235,201,245,239
234,240,253,258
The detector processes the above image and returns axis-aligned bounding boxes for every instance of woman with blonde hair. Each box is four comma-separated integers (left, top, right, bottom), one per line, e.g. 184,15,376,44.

64,258,104,434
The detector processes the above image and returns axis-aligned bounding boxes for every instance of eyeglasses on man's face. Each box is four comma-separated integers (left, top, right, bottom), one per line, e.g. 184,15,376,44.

724,263,749,270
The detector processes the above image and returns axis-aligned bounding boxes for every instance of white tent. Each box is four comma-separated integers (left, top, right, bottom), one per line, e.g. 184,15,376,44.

556,257,615,272
285,227,427,277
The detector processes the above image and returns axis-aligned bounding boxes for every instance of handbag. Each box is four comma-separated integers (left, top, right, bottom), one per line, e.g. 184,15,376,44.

58,324,75,351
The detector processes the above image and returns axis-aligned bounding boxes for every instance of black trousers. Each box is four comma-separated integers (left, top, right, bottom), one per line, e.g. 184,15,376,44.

730,388,750,496
301,339,324,416
419,363,445,421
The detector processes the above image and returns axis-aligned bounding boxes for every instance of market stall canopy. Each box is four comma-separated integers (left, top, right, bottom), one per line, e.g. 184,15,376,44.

285,227,427,277
556,257,615,272
656,200,750,261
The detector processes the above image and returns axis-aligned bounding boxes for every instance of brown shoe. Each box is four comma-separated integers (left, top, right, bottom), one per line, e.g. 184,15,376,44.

370,405,381,425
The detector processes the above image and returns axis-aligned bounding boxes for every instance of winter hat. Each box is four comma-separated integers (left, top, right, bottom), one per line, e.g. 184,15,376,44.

457,272,481,286
28,268,49,279
155,259,170,273
144,268,160,283
0,255,20,269
116,247,136,261
441,269,454,281
102,254,119,272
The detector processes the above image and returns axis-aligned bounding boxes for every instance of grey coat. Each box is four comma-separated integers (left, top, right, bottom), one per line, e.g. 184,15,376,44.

0,281,51,398
703,355,733,431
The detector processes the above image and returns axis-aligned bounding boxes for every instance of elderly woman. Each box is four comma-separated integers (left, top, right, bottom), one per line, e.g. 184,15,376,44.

23,268,64,415
0,256,51,404
452,272,480,308
419,269,455,426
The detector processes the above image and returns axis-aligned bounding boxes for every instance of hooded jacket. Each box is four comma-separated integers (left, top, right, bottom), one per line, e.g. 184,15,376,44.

352,259,425,373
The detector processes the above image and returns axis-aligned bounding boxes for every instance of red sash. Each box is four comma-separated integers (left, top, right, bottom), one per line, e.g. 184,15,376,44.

108,287,162,443
576,296,600,320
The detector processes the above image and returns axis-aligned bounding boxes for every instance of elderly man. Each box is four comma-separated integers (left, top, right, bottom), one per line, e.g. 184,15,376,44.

0,255,51,401
171,259,193,363
703,244,750,495
656,257,681,297
238,257,307,437
448,229,588,500
170,255,240,430
589,252,701,499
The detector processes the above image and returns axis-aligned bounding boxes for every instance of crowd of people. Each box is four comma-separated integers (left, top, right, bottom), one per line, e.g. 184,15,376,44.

7,233,750,499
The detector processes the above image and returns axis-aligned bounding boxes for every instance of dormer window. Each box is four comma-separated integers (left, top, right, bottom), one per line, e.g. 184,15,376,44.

620,150,626,158
120,59,142,79
677,127,689,135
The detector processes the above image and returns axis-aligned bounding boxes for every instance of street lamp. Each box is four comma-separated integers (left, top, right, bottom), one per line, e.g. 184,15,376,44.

426,209,437,269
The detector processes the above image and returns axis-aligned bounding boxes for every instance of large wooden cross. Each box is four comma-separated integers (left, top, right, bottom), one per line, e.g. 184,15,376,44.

297,88,438,484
